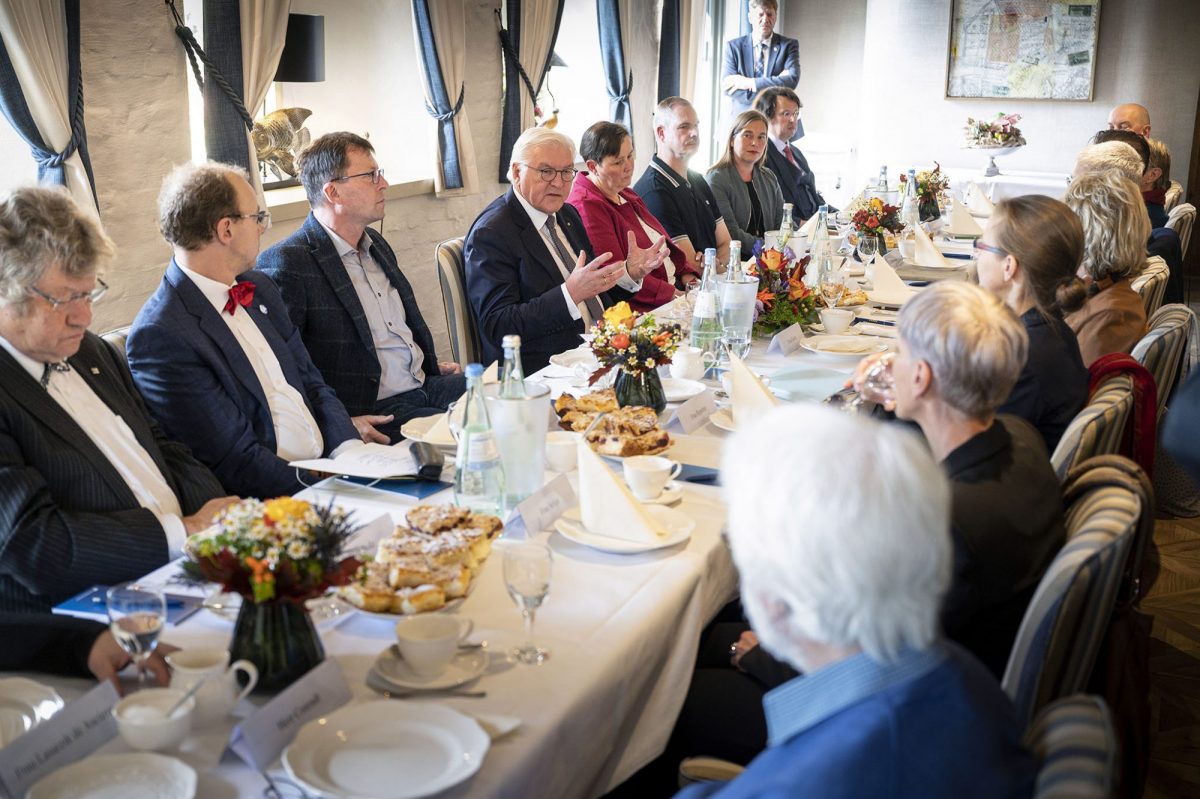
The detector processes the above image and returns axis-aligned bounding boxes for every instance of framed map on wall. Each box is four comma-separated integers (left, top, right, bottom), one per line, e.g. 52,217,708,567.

945,0,1101,101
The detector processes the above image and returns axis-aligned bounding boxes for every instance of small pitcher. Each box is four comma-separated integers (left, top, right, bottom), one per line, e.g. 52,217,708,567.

166,648,258,727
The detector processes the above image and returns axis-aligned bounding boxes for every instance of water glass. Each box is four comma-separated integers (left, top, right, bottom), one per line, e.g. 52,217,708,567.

483,383,550,511
503,542,553,665
107,583,167,687
849,352,896,411
719,277,758,360
856,233,878,262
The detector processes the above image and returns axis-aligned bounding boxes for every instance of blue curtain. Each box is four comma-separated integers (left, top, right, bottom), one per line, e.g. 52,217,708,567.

740,0,751,37
657,0,680,101
496,0,565,184
412,0,464,190
596,0,632,134
202,0,250,170
0,0,96,200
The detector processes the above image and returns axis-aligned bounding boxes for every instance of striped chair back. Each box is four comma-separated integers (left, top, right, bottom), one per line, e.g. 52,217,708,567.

1050,375,1136,480
1165,202,1194,257
99,325,131,370
1164,179,1183,212
1025,694,1117,798
1001,458,1143,728
1129,256,1169,317
435,237,482,365
1131,303,1199,417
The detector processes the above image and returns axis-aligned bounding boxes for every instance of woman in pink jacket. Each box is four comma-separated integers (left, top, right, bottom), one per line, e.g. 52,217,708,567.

567,121,700,311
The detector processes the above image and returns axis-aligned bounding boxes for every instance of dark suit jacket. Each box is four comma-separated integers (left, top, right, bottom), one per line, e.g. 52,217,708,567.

0,612,105,674
721,33,800,114
764,140,825,221
464,189,634,372
257,214,441,416
127,262,358,500
0,332,222,612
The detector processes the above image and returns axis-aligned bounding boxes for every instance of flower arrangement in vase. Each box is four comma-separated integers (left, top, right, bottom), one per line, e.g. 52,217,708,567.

965,113,1026,176
589,302,683,412
846,195,903,253
184,497,361,692
899,163,951,221
748,240,819,336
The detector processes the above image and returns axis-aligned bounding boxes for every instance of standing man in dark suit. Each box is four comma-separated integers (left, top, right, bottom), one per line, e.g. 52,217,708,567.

128,163,364,499
258,132,463,444
0,187,232,613
465,127,668,372
721,0,800,116
755,87,827,223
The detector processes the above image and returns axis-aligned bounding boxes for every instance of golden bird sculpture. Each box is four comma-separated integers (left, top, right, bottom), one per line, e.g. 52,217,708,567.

253,107,313,180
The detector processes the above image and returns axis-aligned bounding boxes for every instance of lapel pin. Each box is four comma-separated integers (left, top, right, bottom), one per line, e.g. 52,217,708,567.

90,367,100,375
260,305,268,314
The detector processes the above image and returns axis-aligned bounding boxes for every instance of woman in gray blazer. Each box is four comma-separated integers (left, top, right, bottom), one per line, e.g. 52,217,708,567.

705,110,786,252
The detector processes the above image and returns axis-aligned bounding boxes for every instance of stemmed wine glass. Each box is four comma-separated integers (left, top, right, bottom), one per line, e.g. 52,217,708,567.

856,233,879,263
819,264,846,310
503,542,552,665
847,352,896,412
107,583,167,687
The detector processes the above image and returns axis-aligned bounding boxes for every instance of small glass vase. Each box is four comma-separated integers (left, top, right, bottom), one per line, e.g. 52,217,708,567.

614,368,667,413
918,196,941,222
229,598,324,693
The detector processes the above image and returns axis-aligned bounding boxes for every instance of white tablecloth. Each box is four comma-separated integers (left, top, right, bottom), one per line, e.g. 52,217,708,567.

943,166,1072,203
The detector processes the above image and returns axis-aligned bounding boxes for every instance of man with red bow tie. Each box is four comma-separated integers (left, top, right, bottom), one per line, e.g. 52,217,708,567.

128,163,374,498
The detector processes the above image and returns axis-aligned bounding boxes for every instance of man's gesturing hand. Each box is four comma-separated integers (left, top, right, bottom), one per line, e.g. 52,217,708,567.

564,251,618,304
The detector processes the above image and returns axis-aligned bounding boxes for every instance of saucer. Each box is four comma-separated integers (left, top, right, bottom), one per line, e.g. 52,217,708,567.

372,646,488,692
635,481,683,505
554,505,693,554
661,378,706,403
709,408,736,432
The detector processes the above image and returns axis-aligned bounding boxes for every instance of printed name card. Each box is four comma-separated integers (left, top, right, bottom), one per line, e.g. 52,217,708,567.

515,474,576,533
343,513,394,556
0,681,119,798
767,323,805,356
226,658,352,772
668,391,716,434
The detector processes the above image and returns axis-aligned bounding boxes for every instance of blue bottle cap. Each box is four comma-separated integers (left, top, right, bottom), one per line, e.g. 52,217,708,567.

465,363,483,378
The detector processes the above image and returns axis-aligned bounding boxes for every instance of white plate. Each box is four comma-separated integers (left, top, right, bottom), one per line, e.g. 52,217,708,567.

640,481,683,505
372,647,488,692
549,348,598,370
284,701,489,799
661,378,706,403
0,678,63,747
801,335,890,358
27,753,197,799
399,413,456,451
709,407,736,432
554,505,694,554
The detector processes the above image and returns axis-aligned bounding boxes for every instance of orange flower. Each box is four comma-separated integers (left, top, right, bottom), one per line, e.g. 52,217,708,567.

761,248,783,271
866,215,879,228
756,288,775,309
787,277,810,301
611,332,630,349
245,556,275,585
652,331,672,347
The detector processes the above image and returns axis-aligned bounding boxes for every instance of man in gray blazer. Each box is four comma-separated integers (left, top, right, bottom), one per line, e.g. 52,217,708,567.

258,132,463,443
0,188,233,613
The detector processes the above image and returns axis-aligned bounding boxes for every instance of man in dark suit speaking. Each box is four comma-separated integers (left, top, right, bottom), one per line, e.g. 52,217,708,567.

721,0,800,116
465,127,667,372
756,87,828,223
258,133,463,444
128,163,364,499
0,188,233,612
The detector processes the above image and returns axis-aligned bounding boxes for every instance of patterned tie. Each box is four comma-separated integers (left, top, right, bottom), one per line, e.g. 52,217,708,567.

758,41,769,77
40,361,70,388
544,215,605,325
784,145,796,167
223,280,256,315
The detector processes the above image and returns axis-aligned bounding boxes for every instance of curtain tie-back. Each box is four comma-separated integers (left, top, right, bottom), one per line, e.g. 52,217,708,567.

606,72,632,104
34,72,85,170
165,1,254,132
425,84,465,122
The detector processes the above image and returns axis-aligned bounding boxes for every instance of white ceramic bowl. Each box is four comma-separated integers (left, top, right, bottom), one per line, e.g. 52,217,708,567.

112,688,194,751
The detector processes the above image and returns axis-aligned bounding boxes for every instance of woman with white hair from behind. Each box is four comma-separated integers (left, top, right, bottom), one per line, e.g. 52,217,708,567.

677,404,1035,798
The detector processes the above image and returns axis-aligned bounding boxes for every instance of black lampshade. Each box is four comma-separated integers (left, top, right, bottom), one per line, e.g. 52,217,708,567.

274,14,325,83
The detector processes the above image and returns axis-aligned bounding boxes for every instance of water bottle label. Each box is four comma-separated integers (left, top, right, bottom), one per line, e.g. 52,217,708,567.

693,292,718,317
467,431,500,463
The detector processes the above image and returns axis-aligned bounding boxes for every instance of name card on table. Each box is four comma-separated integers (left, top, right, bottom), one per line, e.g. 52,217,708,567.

0,681,119,798
514,474,575,534
226,658,352,772
767,323,805,356
667,391,716,434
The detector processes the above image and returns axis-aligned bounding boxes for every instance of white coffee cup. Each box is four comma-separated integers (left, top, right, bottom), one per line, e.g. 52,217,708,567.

545,431,579,472
394,616,474,677
819,308,854,335
623,455,683,501
671,346,717,381
166,648,258,727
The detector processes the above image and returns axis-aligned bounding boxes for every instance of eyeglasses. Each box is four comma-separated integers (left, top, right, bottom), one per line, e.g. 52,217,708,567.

333,168,386,185
776,110,800,120
227,209,271,227
972,240,1007,257
28,277,108,311
521,164,578,183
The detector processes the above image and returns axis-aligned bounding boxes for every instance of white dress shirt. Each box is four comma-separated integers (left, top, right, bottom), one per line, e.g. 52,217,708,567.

176,265,326,462
0,335,187,556
512,189,643,327
319,222,425,401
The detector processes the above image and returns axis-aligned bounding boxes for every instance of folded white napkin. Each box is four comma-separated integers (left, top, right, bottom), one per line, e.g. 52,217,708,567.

948,201,984,237
729,352,778,427
424,412,455,445
866,254,917,306
964,182,995,217
798,213,820,239
577,440,666,542
483,361,499,383
912,225,952,269
815,337,879,354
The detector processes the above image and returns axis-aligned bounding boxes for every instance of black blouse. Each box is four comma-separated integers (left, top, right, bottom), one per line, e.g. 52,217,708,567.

744,179,765,240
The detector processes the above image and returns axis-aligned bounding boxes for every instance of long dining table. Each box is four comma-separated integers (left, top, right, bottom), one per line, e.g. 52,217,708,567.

19,295,904,798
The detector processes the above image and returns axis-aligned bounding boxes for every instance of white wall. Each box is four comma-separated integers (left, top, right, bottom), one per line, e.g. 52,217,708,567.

782,0,1200,196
